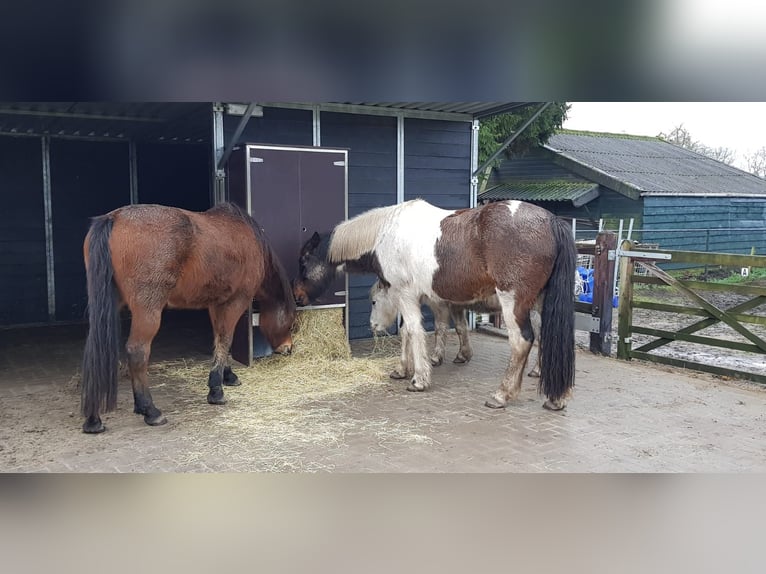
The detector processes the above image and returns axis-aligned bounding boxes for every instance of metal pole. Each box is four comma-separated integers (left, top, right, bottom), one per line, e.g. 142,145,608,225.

212,103,225,204
216,102,258,171
472,102,552,177
129,140,138,204
396,113,405,204
313,105,321,147
41,136,56,321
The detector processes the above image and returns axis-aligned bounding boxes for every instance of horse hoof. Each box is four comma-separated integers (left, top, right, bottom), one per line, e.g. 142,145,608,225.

453,356,467,364
406,381,426,392
223,374,241,387
390,370,408,380
528,370,540,378
484,397,506,409
430,356,443,367
543,399,566,411
144,413,167,426
207,389,227,405
82,420,106,434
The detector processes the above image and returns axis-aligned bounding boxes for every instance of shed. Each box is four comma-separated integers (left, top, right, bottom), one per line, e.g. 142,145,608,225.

0,101,529,340
481,130,766,254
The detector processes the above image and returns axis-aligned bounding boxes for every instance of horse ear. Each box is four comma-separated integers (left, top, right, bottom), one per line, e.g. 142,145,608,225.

309,232,321,249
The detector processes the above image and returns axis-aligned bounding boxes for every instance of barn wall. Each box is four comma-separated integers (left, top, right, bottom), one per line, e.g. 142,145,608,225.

643,196,766,254
404,118,471,209
321,112,397,339
137,142,211,212
0,136,47,325
50,139,131,322
223,107,313,147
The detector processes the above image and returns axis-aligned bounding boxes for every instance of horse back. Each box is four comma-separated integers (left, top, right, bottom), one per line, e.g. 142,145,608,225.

106,204,264,309
432,201,557,303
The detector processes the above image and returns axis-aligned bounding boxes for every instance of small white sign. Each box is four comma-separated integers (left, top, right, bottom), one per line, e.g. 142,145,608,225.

742,267,750,277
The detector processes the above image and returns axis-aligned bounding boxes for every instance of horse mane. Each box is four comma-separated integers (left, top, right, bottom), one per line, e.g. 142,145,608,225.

328,202,403,264
211,202,294,306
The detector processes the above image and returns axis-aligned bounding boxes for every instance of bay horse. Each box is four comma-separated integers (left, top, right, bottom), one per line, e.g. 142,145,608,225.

80,202,296,434
293,232,474,368
297,199,576,410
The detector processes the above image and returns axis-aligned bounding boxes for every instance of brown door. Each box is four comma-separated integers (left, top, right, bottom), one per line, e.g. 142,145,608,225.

231,145,347,365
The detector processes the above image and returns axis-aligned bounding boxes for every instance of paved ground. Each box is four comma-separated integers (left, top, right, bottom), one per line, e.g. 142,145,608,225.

1,312,765,472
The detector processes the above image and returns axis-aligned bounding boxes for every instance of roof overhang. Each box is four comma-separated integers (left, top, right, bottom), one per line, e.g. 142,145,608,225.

480,181,600,207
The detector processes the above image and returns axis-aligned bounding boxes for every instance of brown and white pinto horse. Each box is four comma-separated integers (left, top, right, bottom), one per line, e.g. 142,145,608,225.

80,202,296,433
297,199,576,410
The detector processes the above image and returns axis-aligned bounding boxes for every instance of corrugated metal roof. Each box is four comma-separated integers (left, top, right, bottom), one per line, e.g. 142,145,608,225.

481,180,599,203
340,102,530,118
545,131,766,197
0,102,213,142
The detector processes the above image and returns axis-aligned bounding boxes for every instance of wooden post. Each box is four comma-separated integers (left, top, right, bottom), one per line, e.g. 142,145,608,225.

616,239,635,360
590,231,618,355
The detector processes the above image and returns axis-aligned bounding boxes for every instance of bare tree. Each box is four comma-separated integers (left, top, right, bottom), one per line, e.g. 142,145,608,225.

658,123,737,166
745,147,766,178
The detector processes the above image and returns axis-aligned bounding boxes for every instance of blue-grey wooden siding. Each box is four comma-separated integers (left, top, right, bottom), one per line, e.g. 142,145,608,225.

404,119,471,209
137,142,211,211
0,136,47,325
50,139,130,322
642,196,766,255
321,112,397,339
223,107,312,147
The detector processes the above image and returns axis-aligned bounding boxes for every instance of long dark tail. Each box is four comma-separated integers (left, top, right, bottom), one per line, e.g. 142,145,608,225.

539,217,577,402
81,215,120,418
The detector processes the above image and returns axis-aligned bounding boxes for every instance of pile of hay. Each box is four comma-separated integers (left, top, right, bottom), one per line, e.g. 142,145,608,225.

154,307,401,428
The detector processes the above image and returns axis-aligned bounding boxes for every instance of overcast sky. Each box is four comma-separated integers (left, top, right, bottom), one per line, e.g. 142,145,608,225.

563,102,766,169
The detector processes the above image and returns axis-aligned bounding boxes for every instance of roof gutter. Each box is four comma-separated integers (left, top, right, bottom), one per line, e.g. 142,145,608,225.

472,102,551,178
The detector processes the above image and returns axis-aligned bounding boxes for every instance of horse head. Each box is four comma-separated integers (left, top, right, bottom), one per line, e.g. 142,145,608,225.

369,279,398,334
293,231,337,305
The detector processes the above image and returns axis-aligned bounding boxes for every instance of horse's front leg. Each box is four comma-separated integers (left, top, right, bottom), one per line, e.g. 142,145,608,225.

450,306,473,364
390,324,413,379
208,299,249,405
398,296,431,392
429,301,449,367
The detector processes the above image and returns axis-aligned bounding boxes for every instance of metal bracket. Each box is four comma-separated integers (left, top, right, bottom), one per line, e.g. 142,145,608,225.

607,249,616,261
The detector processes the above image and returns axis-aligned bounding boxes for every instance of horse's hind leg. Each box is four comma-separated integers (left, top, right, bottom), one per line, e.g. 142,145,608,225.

450,306,473,364
485,291,534,409
208,299,249,405
126,308,167,426
527,302,542,378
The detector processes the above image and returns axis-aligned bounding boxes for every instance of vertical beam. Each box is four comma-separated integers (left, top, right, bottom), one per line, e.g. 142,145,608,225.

468,119,480,329
616,239,635,360
396,113,405,204
128,140,138,204
469,119,480,208
313,105,321,146
590,231,617,356
212,102,226,204
41,136,56,321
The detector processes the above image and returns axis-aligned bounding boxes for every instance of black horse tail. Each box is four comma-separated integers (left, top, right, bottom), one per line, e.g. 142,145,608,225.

539,216,577,403
81,215,120,419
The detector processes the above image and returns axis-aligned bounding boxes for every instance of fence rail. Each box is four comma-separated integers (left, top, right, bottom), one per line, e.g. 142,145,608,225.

616,240,766,385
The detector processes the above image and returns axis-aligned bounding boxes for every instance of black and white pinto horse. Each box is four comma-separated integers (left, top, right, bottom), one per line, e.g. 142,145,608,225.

297,198,577,410
293,232,474,369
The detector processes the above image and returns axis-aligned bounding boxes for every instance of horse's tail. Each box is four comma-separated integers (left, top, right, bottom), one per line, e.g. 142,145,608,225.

539,216,577,402
81,215,121,418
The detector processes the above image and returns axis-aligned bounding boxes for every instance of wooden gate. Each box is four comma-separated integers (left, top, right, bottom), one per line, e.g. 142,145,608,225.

616,240,766,385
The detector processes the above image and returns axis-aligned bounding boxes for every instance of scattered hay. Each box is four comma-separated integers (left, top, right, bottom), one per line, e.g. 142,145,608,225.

146,307,430,470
